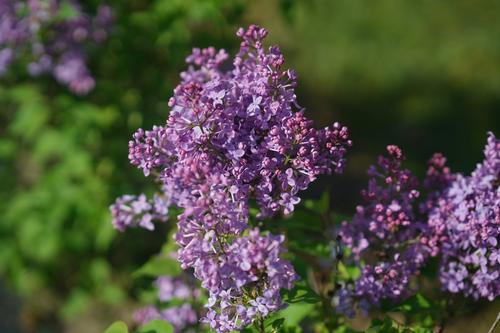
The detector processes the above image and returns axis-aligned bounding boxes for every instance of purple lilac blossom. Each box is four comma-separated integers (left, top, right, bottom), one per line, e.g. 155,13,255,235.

428,133,499,300
201,229,296,332
419,153,456,257
114,25,351,331
337,145,430,316
134,306,161,324
134,270,202,333
0,0,112,94
110,194,170,231
156,275,201,302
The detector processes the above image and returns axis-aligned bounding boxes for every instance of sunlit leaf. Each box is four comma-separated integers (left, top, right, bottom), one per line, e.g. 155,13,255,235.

104,321,129,333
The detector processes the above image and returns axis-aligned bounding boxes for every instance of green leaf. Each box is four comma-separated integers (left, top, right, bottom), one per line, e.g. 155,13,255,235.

391,293,431,313
304,191,330,214
412,327,433,333
61,289,90,320
133,255,182,278
337,262,360,280
104,321,129,333
271,318,285,329
333,326,362,333
280,302,315,325
138,320,173,333
8,85,49,140
56,1,79,20
366,317,399,333
283,282,321,304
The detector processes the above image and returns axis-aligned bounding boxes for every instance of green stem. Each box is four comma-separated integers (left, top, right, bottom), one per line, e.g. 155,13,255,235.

256,317,266,333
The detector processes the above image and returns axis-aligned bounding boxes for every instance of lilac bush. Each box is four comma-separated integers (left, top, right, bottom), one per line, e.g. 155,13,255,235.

0,0,112,94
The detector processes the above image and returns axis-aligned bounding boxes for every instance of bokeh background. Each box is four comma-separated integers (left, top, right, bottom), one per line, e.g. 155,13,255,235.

1,0,499,332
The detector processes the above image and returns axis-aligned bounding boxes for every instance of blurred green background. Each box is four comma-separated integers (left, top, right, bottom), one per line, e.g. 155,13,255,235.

0,0,499,332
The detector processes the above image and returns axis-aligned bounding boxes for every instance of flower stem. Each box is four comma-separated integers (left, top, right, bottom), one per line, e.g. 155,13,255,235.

255,317,266,333
487,312,500,333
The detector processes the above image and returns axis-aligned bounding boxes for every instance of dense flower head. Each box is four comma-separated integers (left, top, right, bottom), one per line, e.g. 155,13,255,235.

201,229,297,332
113,25,350,331
127,23,351,219
336,133,500,316
337,145,429,316
0,0,113,94
428,132,499,300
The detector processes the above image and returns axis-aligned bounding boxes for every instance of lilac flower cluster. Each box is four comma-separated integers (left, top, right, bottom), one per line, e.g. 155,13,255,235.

110,194,170,231
419,153,456,257
0,0,112,94
337,145,430,316
201,229,296,332
428,133,499,300
113,25,351,331
336,134,499,316
134,272,201,333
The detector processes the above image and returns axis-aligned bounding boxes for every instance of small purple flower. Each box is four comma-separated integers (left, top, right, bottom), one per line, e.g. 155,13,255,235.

247,95,262,115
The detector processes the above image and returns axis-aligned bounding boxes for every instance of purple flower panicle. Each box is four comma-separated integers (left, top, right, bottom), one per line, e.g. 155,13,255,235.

336,133,499,316
201,229,296,332
428,133,499,300
337,145,429,316
114,25,351,332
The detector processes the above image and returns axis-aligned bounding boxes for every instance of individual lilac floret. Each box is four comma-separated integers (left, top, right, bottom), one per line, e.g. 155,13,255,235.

0,0,113,94
110,194,169,231
428,132,499,300
337,145,429,316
